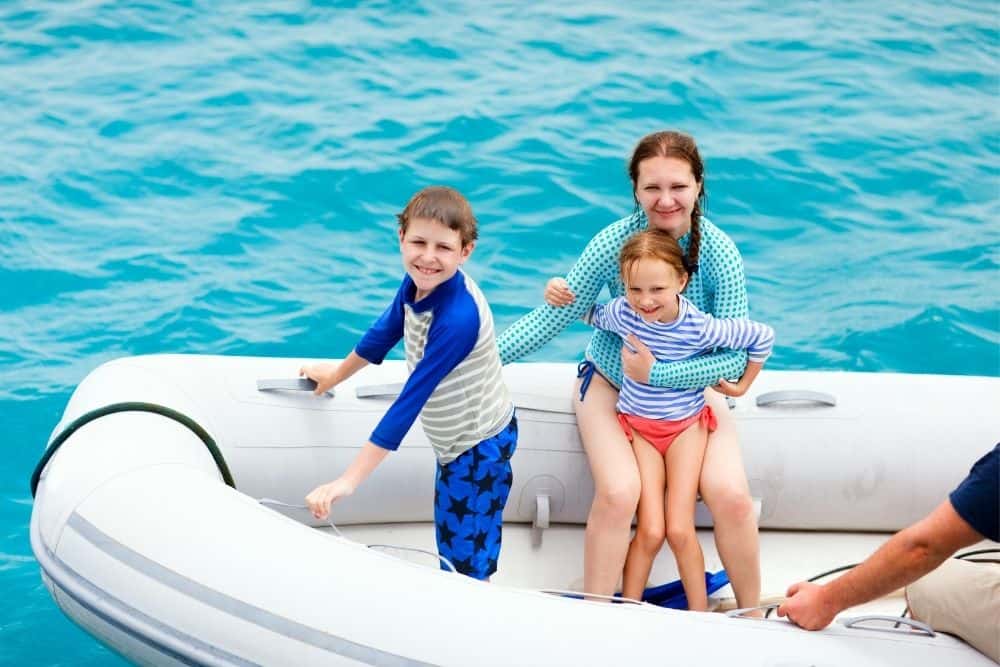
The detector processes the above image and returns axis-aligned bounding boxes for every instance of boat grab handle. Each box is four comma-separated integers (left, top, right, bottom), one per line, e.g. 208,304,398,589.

367,544,457,574
258,498,344,537
755,390,836,408
257,378,334,398
839,615,935,637
356,383,403,399
725,603,782,618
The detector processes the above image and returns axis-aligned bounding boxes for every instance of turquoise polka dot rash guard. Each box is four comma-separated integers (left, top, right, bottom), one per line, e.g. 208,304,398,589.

496,212,751,390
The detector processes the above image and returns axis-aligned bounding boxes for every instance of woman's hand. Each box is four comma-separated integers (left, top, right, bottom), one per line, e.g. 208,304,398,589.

305,478,356,520
300,362,339,396
544,277,575,307
621,334,655,384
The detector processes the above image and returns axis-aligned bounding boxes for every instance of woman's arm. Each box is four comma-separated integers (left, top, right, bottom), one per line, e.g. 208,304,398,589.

497,221,624,364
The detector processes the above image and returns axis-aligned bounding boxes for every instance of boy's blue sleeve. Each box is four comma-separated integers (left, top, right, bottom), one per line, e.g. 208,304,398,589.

355,282,406,364
369,302,480,451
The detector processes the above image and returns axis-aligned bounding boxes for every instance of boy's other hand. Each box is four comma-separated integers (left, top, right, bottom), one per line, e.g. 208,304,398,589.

300,362,338,396
305,478,355,520
544,277,575,307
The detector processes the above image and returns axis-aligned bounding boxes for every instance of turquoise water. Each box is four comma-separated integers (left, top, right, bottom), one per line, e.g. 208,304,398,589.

2,2,998,664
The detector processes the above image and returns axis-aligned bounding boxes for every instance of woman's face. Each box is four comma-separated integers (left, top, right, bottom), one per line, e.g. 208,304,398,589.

634,156,701,238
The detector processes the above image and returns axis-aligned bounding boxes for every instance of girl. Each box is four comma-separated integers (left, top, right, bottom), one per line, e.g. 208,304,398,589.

497,130,765,608
584,229,774,607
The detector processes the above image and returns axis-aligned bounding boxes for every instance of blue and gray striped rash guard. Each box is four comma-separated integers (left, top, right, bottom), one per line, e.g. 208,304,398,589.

585,295,774,419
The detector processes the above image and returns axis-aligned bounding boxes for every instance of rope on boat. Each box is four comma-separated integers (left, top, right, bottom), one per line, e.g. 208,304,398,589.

257,498,458,573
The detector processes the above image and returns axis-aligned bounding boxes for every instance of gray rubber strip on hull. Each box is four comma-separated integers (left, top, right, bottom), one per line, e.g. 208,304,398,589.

65,512,436,666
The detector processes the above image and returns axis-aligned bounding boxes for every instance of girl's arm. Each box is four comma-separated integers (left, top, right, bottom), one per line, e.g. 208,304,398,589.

696,316,775,397
497,221,623,364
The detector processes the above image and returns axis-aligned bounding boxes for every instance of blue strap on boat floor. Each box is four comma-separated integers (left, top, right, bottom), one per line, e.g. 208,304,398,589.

626,569,730,608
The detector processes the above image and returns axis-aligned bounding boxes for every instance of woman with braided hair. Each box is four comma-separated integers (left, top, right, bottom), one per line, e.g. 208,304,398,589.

497,130,763,608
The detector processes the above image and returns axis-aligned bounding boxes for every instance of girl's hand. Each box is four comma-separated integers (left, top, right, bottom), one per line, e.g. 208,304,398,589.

544,277,575,307
300,362,338,396
305,478,356,520
621,334,655,384
713,377,749,397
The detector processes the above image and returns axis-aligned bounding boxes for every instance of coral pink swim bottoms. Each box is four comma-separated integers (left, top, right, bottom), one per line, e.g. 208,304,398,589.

617,406,717,456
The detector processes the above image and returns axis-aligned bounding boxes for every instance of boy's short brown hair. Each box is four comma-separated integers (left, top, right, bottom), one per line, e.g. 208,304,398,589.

397,186,478,246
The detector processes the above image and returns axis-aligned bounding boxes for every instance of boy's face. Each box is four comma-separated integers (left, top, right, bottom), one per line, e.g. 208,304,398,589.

399,217,473,298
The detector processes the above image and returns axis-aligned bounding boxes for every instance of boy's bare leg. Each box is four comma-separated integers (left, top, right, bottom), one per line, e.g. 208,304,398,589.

621,432,667,601
665,423,709,611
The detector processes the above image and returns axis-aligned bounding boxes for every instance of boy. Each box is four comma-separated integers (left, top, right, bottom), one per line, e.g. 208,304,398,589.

301,186,517,580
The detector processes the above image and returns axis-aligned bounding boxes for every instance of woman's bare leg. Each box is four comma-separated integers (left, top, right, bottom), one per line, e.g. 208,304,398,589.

664,422,709,611
574,374,640,597
701,389,760,609
621,433,666,601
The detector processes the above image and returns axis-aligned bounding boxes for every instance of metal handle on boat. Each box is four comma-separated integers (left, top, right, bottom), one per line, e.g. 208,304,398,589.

367,544,457,574
257,378,334,398
840,615,935,637
755,390,836,408
534,495,550,530
356,383,404,399
725,603,782,618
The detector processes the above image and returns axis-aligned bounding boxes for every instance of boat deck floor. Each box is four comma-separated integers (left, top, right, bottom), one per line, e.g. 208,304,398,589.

317,523,996,618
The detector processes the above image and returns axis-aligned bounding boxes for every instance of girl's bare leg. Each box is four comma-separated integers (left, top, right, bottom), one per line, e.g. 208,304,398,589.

664,422,710,611
701,389,761,609
574,374,641,598
621,433,667,601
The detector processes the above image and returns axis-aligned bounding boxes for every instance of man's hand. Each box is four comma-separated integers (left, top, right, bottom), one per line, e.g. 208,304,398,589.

776,581,838,630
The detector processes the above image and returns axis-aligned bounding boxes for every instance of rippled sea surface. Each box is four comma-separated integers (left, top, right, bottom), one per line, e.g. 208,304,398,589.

2,1,997,663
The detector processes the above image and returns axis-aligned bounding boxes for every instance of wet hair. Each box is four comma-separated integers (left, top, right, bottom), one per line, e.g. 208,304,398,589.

619,229,689,287
397,186,478,246
628,130,706,274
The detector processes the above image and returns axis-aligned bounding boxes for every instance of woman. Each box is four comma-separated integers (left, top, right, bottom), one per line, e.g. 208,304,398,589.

497,130,761,609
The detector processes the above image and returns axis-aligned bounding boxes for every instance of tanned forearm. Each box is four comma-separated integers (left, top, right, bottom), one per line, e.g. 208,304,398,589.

821,500,981,612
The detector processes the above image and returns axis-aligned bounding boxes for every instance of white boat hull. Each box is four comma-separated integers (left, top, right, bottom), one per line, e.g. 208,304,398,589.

30,355,1000,666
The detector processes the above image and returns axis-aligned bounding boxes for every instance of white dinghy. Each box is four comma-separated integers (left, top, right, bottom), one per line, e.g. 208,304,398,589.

30,354,1000,666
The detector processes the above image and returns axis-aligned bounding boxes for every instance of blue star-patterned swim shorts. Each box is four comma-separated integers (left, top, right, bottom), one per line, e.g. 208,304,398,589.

433,414,518,580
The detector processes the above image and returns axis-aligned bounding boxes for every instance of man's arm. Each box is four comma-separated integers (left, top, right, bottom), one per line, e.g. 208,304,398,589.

777,499,983,630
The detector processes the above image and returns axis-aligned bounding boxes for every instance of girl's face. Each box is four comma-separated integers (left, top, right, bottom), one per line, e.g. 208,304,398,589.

399,217,473,300
624,257,688,323
634,156,701,239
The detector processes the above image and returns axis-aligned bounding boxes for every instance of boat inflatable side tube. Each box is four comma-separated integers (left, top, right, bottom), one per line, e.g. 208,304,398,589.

29,402,236,497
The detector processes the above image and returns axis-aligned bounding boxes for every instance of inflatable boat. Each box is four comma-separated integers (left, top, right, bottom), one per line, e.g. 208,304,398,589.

30,354,1000,666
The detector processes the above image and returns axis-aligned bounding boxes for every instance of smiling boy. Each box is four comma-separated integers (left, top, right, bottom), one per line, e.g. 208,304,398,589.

301,186,517,580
